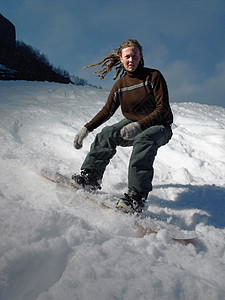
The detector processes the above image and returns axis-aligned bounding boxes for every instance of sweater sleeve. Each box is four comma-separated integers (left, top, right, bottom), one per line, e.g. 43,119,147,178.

137,71,173,129
84,83,120,132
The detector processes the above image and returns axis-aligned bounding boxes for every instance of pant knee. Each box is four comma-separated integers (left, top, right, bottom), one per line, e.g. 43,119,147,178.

135,125,172,147
101,125,115,137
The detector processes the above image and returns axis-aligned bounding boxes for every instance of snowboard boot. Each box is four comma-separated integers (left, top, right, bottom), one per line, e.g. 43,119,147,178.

116,188,148,214
71,170,101,191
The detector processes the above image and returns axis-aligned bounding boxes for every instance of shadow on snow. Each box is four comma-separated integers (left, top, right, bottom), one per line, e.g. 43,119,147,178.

147,184,225,231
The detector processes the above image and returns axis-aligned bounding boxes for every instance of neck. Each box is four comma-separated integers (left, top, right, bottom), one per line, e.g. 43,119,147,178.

126,64,143,77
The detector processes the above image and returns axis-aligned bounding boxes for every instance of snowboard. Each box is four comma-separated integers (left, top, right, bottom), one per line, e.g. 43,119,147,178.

40,168,197,245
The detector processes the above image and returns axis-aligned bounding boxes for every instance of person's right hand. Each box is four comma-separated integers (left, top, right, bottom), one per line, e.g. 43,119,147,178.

74,127,89,149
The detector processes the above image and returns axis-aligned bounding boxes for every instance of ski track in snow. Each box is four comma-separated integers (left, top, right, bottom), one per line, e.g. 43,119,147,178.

0,81,225,300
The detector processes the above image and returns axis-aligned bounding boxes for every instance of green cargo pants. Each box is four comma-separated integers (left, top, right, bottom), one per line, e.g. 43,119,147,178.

81,119,172,193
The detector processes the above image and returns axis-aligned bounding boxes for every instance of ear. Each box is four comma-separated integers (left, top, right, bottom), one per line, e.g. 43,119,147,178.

120,56,124,67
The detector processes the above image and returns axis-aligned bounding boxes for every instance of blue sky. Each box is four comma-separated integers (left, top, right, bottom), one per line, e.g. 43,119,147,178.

1,0,225,107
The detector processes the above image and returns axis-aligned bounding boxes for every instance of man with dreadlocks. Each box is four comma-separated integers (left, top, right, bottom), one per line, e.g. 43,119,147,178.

71,39,173,214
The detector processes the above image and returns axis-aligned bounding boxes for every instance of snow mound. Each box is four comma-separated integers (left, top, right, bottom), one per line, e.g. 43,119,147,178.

0,81,225,300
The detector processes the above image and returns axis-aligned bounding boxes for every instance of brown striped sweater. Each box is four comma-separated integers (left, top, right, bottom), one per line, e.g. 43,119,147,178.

85,66,173,132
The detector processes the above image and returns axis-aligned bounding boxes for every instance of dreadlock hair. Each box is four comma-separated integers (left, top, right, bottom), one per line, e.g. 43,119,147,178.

82,39,144,80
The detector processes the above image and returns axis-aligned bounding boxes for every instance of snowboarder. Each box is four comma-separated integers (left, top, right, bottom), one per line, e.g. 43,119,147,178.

72,39,173,213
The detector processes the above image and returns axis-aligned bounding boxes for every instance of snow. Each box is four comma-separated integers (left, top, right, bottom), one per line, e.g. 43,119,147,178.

0,80,225,300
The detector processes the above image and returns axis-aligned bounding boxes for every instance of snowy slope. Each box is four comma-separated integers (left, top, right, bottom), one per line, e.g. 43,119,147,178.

0,81,225,300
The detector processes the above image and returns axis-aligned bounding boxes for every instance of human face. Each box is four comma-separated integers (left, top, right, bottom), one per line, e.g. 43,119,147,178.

120,46,142,72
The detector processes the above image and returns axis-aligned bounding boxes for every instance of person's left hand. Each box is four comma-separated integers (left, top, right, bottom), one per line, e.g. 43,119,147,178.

120,122,142,140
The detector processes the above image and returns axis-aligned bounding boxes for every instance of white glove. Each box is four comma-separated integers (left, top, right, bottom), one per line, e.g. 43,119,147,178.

74,127,89,149
120,122,142,140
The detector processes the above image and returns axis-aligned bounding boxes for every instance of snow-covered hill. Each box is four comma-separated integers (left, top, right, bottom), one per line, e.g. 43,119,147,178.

0,81,225,300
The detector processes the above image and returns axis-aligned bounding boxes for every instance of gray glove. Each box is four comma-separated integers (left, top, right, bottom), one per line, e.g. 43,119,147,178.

74,127,89,149
120,122,142,140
